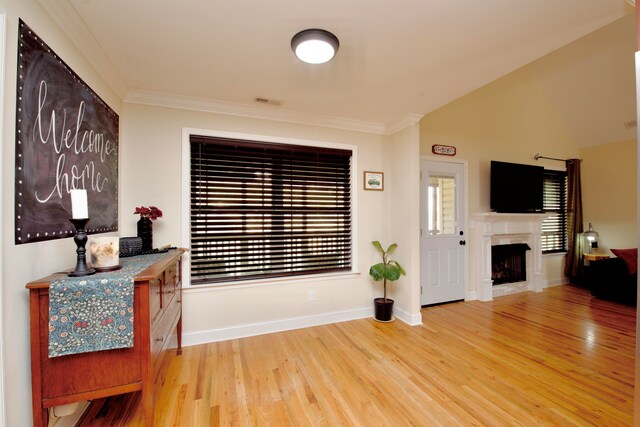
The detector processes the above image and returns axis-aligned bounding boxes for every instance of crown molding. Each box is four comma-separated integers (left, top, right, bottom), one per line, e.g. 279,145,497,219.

385,113,424,134
125,90,393,134
125,90,423,136
37,0,128,99
39,0,423,135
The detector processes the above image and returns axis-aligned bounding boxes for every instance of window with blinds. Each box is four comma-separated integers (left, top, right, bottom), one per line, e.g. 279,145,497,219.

189,136,352,284
541,170,567,253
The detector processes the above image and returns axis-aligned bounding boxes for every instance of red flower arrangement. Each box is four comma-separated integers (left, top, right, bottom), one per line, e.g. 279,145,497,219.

134,206,163,221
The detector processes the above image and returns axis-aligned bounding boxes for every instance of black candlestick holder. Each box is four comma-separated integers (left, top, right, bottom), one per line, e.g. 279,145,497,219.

68,218,96,277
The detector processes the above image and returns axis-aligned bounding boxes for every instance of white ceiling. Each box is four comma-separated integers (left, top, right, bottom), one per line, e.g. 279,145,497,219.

38,0,634,138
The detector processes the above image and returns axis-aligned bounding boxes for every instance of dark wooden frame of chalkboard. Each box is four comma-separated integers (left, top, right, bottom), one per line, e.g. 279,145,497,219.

15,19,119,245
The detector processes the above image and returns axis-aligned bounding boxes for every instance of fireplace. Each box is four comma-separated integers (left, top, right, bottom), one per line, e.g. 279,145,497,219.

470,213,548,301
491,243,531,285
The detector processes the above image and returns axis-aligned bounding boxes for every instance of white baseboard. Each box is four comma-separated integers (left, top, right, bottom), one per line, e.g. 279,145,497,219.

394,307,423,326
183,305,425,347
183,307,373,346
544,278,567,288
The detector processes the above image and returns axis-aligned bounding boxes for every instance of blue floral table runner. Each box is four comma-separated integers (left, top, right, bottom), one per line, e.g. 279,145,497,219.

48,252,172,358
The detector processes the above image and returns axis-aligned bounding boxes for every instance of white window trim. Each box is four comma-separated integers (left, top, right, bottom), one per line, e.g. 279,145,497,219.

0,8,7,427
181,127,359,289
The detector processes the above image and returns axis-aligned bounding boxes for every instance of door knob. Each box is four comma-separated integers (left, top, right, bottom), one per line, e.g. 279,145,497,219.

459,240,466,246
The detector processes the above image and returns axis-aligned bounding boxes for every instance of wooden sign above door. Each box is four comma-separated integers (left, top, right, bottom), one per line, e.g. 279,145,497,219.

432,144,456,156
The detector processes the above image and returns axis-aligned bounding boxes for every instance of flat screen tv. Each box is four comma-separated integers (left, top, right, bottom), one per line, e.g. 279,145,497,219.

490,160,544,213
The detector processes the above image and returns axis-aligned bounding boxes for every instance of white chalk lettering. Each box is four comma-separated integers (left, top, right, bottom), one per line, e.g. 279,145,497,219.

30,79,115,203
35,154,109,203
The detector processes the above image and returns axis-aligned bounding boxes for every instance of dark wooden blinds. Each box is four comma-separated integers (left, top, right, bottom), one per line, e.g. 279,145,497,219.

190,136,352,284
542,170,567,253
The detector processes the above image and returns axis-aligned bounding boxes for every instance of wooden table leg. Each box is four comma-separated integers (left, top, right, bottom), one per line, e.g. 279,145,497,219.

142,388,154,427
32,406,48,427
30,290,48,427
176,315,183,355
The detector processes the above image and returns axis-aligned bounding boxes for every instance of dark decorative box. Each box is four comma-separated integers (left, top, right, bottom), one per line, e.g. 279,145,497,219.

119,237,142,257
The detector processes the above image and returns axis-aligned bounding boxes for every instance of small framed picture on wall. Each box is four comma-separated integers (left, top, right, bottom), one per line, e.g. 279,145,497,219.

364,171,384,191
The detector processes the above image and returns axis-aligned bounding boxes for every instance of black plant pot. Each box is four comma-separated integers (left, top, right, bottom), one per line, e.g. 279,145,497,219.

137,217,153,250
374,297,394,322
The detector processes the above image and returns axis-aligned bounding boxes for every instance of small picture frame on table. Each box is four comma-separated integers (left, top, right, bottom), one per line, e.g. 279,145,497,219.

364,171,384,191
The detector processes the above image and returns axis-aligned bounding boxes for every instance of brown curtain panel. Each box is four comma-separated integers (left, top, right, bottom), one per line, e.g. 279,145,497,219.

564,159,584,281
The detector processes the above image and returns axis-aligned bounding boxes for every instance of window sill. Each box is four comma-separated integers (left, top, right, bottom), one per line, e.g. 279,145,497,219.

183,270,361,293
542,252,567,258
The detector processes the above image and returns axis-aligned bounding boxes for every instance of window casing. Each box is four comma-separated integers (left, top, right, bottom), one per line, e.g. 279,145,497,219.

541,170,567,253
189,135,352,284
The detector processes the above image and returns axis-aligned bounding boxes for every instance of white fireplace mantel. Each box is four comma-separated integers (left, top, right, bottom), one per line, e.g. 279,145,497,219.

469,213,549,301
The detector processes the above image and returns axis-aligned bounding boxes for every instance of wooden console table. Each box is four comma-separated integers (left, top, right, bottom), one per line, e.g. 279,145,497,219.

26,249,186,427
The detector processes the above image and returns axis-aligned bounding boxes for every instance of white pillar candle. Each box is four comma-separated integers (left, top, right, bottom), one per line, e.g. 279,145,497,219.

70,189,88,219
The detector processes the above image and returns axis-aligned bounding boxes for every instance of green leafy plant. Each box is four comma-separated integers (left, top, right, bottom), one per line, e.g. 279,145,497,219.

369,241,406,302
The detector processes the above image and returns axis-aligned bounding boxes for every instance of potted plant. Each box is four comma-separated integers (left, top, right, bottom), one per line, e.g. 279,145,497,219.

369,241,406,322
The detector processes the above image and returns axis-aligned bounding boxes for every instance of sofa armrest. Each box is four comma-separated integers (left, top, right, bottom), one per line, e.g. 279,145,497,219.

589,257,637,305
590,257,628,281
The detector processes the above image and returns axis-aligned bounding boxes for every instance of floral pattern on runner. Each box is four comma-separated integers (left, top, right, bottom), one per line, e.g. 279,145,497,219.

48,252,171,357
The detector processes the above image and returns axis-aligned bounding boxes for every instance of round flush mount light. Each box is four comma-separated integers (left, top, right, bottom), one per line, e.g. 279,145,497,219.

291,29,339,64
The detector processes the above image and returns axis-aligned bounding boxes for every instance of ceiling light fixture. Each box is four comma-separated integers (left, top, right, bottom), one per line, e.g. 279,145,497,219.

291,29,339,64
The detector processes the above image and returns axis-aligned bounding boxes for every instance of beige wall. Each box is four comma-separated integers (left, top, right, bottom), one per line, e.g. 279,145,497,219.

580,138,637,253
121,102,422,343
420,65,580,286
0,0,123,425
419,14,636,288
419,65,580,214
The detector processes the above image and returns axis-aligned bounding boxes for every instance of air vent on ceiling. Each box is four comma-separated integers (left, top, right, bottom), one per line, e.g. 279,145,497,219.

624,120,637,129
254,97,282,106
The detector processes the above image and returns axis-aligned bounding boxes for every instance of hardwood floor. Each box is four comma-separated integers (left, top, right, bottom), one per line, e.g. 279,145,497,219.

79,285,635,426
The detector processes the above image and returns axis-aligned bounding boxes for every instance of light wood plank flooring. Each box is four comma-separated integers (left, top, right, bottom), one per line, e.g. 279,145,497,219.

80,285,635,426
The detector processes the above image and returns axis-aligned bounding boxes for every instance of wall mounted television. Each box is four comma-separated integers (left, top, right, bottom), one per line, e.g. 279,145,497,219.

490,160,544,213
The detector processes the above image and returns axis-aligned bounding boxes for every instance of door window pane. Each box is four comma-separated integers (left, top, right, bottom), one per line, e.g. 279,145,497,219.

427,175,456,235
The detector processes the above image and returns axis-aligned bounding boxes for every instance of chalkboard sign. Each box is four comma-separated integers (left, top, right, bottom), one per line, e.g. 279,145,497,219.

15,20,118,244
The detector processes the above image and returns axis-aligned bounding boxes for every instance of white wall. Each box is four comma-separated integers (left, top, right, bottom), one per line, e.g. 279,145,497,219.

384,124,422,323
0,0,123,425
121,102,421,344
0,4,422,420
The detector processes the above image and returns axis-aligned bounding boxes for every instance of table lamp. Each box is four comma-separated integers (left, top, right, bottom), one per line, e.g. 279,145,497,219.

584,222,599,254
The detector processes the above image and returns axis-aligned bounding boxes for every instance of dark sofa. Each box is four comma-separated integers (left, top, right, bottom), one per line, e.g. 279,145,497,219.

588,257,637,306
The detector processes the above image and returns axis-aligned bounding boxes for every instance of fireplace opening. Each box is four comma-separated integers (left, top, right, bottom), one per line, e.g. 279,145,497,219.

492,243,531,285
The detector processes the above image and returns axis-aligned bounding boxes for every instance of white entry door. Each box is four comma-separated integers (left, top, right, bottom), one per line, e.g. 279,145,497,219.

420,160,466,306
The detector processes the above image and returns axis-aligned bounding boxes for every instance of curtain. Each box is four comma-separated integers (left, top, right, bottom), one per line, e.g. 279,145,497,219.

564,159,584,282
